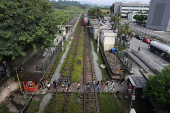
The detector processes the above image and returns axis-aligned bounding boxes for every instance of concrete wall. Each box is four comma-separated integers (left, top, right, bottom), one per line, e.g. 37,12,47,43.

103,36,115,51
114,2,122,14
146,0,170,31
94,28,98,40
0,77,19,104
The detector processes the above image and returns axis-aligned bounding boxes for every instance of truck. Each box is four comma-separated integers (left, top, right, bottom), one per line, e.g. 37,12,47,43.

150,41,170,61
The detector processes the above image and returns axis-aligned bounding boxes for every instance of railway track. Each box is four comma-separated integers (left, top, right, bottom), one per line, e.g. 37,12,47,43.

49,15,82,113
49,13,99,113
81,22,99,113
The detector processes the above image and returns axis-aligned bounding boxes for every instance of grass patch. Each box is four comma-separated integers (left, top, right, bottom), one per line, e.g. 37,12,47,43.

51,94,65,113
65,92,83,113
0,105,12,113
99,92,125,113
26,95,44,113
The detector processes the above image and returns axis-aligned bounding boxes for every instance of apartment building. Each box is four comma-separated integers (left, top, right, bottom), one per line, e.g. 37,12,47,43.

114,2,150,17
146,0,170,31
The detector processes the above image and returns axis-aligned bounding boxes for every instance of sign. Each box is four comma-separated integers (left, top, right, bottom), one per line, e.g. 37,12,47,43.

118,70,121,73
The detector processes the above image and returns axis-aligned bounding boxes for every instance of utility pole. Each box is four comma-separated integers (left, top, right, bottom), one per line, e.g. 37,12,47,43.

15,67,22,93
68,11,69,22
97,15,100,53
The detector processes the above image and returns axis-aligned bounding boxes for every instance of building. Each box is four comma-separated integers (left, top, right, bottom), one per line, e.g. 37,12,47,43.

99,30,116,51
146,0,170,31
114,2,150,17
20,71,43,92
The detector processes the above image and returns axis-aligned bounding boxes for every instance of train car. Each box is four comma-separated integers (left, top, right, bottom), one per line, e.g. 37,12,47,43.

83,13,89,26
150,41,170,61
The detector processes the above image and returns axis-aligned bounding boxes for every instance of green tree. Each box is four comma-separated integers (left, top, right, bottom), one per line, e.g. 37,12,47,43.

124,22,133,40
110,13,121,30
0,0,58,61
144,66,170,111
110,3,114,14
88,8,103,19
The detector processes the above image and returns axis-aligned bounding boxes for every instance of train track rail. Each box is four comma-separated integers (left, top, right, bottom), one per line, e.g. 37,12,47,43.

82,22,99,113
49,15,82,113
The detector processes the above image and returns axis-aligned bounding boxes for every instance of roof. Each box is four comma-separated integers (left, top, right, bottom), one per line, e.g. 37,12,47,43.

89,19,99,25
128,75,146,88
66,16,79,25
20,71,43,81
100,25,112,30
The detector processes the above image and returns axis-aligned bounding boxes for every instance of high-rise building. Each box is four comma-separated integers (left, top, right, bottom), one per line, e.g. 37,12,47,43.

146,0,170,31
114,2,149,17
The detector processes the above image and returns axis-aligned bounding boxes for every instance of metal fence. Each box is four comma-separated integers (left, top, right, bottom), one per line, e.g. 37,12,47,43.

36,40,63,72
116,37,133,74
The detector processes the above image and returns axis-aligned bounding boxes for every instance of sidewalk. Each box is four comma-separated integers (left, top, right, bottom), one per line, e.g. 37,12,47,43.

38,37,73,113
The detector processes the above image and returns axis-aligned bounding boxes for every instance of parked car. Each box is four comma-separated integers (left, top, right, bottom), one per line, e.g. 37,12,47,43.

131,32,136,37
143,38,151,44
135,35,143,40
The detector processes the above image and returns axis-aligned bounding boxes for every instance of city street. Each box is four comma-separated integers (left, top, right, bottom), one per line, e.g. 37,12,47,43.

129,38,170,67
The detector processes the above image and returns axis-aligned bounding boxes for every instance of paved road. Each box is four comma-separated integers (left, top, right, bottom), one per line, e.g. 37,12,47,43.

129,38,170,67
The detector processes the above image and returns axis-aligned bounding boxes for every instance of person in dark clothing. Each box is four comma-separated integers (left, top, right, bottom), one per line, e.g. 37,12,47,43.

121,77,125,86
86,83,91,92
138,47,140,52
53,80,57,88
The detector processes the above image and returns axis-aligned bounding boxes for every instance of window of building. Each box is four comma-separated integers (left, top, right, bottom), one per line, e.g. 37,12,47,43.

131,6,139,7
122,6,130,7
24,82,27,87
143,10,149,11
28,82,33,88
122,9,129,11
144,6,149,8
130,9,139,11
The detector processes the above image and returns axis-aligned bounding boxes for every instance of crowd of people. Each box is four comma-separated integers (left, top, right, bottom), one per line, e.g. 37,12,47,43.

38,76,127,93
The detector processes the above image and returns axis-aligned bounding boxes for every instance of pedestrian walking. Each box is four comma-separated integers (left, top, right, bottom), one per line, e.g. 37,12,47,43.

104,79,109,92
20,66,24,73
91,80,96,88
109,81,115,91
129,43,132,51
67,77,70,85
86,83,91,92
40,80,44,89
44,80,48,88
77,82,80,91
69,83,72,92
53,80,57,88
121,77,125,86
137,47,140,52
47,83,50,90
95,81,100,90
56,84,59,92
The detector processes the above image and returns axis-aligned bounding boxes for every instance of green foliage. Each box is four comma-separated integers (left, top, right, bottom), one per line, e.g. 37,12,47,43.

43,97,53,113
144,66,170,111
65,92,83,113
88,8,103,19
110,13,121,30
0,0,58,61
52,94,65,113
26,95,44,113
0,105,12,113
110,3,114,14
99,92,124,113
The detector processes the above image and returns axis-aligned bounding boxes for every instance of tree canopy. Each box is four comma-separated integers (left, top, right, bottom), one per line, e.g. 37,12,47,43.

110,3,114,14
0,0,58,61
144,66,170,111
88,8,103,19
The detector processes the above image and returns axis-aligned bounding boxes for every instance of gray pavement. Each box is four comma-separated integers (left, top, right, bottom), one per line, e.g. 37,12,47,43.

50,38,73,84
38,93,52,113
129,39,170,67
121,19,170,44
38,37,73,113
91,41,102,81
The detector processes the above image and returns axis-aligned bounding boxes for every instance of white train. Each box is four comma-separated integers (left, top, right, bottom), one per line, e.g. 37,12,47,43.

150,41,170,61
